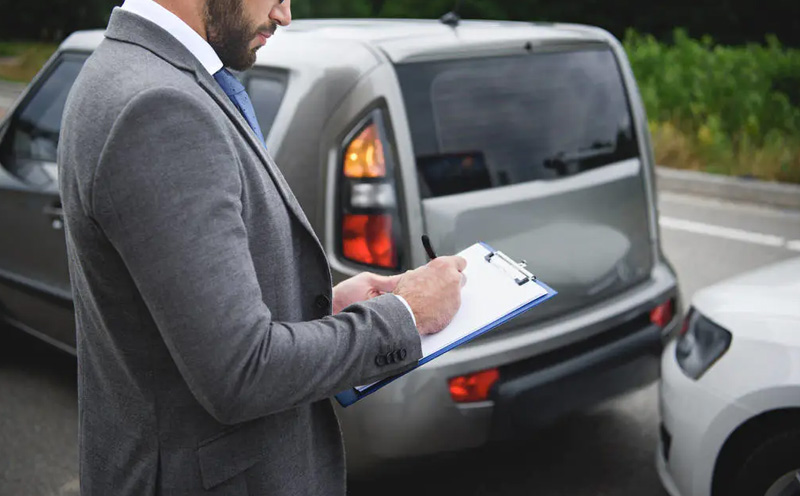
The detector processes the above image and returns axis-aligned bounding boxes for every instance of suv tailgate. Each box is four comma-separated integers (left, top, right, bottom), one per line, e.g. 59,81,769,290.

395,47,654,326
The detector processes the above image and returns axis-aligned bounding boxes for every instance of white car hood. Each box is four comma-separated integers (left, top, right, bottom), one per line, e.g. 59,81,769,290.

693,257,800,337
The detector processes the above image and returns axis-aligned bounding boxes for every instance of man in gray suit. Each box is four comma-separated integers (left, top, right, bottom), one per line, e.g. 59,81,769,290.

57,0,466,494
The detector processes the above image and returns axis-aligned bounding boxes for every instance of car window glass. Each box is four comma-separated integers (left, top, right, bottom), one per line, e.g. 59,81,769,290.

395,48,640,199
246,72,288,139
1,56,86,172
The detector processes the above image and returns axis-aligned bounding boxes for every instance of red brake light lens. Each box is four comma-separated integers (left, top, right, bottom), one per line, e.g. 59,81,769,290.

651,299,674,328
448,369,500,403
342,214,397,269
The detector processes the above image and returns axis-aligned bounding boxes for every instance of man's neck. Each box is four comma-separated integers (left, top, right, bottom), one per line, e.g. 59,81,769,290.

153,0,208,40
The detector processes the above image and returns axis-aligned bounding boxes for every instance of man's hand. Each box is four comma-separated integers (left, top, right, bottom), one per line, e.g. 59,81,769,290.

393,256,467,336
332,272,403,315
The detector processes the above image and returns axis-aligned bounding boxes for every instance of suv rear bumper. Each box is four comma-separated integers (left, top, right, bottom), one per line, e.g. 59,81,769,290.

491,320,661,438
338,261,679,473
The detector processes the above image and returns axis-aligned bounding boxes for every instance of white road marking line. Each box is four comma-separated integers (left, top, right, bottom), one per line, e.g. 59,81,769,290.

659,191,800,220
786,240,800,252
659,216,792,249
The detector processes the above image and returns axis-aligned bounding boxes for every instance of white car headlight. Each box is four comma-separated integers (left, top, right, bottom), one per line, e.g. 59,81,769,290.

675,309,732,380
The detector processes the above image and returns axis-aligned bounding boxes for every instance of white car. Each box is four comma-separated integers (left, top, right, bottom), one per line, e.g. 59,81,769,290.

658,257,800,496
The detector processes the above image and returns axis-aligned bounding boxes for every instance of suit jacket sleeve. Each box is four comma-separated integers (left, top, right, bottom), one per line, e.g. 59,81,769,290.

89,87,422,424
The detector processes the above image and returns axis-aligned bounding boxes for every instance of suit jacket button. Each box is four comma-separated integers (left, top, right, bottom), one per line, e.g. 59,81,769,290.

399,349,407,361
375,354,387,367
315,294,331,310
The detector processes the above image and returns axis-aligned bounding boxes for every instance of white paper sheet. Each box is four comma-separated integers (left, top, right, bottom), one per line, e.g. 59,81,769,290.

418,243,547,358
355,243,548,393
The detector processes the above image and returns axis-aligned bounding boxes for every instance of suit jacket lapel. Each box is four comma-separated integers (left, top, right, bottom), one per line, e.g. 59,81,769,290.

193,71,320,242
104,8,321,246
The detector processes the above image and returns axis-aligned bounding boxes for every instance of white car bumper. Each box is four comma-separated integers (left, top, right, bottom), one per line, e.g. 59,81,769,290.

656,440,683,496
658,340,750,496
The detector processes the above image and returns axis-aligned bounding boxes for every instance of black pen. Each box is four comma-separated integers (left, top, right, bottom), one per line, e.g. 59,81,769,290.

421,235,438,260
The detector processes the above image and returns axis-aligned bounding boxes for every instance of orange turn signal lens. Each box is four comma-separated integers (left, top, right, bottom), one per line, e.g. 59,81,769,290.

651,299,674,328
343,122,386,178
448,368,500,403
342,214,397,268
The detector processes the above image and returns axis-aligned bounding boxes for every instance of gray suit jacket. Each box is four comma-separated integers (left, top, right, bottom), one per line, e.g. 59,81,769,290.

58,8,422,496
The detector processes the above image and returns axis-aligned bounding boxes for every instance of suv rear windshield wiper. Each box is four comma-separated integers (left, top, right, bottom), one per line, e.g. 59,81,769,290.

543,142,619,177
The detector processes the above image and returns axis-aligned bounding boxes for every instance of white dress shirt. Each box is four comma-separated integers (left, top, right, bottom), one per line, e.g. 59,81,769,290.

118,0,418,327
121,0,222,75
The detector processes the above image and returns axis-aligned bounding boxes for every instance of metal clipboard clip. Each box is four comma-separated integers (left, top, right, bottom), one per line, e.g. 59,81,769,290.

484,249,537,286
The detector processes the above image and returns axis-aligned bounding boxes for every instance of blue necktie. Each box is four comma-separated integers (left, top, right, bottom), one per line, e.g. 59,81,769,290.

213,68,266,148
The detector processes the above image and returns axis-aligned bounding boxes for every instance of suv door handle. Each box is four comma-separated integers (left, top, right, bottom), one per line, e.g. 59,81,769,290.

43,203,64,230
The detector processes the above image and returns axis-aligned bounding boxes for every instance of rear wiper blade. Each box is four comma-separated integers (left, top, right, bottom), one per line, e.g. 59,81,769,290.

543,143,617,176
546,143,616,163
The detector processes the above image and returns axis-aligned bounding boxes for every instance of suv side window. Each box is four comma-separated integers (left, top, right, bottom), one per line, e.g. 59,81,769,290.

245,70,288,140
0,54,87,184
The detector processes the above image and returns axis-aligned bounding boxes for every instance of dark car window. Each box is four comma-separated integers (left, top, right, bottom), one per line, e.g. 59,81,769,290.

395,48,640,199
0,55,86,174
246,71,288,139
0,58,286,185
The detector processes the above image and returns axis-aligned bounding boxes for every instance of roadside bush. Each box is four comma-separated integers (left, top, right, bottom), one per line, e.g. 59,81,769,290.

0,43,58,83
624,29,800,183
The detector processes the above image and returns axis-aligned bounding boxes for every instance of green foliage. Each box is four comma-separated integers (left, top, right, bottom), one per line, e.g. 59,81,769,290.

2,0,799,47
625,30,800,182
0,42,58,83
0,0,120,41
625,29,800,143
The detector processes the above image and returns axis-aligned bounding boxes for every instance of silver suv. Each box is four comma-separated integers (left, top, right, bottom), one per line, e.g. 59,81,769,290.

0,18,680,472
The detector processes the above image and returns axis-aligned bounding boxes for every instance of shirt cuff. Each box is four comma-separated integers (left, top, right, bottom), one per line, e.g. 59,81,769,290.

393,294,417,327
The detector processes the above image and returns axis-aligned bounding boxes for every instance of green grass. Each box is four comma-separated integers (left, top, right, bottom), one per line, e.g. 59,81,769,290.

0,42,58,83
624,29,800,184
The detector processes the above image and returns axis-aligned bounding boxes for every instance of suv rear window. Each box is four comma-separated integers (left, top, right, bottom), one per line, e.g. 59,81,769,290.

395,48,640,199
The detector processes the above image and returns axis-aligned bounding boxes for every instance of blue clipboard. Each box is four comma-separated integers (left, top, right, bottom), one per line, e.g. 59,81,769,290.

335,243,557,407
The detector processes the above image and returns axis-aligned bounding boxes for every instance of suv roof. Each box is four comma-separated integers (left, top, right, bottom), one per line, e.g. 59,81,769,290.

61,18,611,66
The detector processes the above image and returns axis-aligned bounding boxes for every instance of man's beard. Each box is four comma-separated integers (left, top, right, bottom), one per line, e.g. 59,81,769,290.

203,0,274,71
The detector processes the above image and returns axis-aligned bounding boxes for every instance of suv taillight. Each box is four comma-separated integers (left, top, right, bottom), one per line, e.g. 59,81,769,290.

339,109,401,269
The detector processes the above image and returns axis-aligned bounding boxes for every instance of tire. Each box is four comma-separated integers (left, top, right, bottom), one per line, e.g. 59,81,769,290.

731,429,800,496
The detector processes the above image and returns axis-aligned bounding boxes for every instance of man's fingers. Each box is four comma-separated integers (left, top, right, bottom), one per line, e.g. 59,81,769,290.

444,255,467,272
371,273,403,293
430,255,467,272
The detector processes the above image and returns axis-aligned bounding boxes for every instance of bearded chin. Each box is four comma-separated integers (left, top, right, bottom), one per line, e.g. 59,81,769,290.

204,0,258,71
210,31,257,71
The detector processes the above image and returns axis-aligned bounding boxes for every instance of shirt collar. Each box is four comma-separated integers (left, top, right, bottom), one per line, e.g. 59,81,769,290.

120,0,223,75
